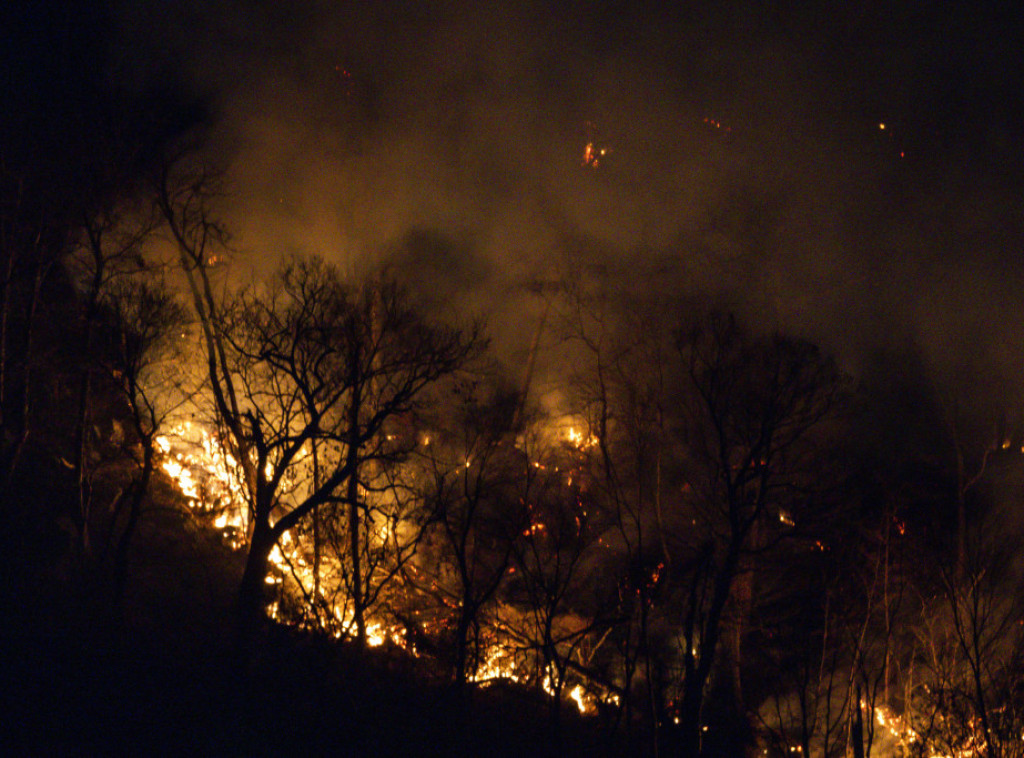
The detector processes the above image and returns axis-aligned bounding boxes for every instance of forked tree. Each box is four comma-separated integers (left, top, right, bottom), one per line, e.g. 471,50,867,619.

158,165,480,644
671,312,845,757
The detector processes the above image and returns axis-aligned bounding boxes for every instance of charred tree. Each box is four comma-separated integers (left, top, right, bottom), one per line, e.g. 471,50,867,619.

157,179,483,648
672,313,845,757
416,379,527,689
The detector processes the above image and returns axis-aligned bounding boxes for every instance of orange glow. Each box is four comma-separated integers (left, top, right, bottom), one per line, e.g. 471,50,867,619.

566,426,598,450
157,418,619,716
582,142,597,167
582,142,608,168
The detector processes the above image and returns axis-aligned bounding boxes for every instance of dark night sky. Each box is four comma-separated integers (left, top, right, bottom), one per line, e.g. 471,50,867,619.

6,0,1024,406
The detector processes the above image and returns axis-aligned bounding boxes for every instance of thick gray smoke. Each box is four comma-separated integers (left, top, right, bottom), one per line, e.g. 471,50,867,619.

113,0,1024,403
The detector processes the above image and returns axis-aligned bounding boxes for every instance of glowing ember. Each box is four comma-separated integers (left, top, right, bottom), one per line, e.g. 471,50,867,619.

582,142,607,168
471,647,528,686
703,116,732,133
156,418,618,717
874,704,919,746
871,704,989,758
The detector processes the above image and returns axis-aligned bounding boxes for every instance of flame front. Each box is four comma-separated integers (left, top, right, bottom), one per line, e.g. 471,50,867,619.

155,419,616,714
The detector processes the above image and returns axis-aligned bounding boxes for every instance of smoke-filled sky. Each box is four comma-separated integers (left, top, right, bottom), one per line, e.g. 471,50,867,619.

15,1,1024,400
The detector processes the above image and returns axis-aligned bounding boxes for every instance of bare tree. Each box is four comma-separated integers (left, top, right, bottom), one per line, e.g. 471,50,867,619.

411,377,528,688
66,195,159,562
904,512,1024,758
0,163,73,498
671,312,845,757
156,173,483,645
508,429,618,741
98,278,192,606
558,273,681,754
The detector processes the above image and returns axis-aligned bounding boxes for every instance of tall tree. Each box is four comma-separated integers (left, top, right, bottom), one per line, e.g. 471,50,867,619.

67,194,159,561
414,378,528,689
672,312,845,757
157,182,482,644
98,277,192,606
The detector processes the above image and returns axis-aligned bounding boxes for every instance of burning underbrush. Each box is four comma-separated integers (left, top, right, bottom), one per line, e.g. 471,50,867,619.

154,419,619,717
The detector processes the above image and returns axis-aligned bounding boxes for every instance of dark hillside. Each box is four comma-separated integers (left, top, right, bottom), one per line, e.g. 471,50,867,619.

0,469,618,757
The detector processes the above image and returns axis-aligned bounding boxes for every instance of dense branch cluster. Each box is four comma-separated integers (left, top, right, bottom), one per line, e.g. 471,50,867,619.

4,132,1024,758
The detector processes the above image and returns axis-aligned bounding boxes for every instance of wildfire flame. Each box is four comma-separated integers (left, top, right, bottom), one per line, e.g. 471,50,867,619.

156,419,618,714
582,142,607,168
871,703,989,758
566,426,598,450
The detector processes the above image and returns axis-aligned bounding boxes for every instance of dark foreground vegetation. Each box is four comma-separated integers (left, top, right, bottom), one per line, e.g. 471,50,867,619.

0,502,612,757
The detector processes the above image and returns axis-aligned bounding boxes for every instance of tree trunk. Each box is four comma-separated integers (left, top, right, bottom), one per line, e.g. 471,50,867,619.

678,546,741,757
237,517,276,646
453,603,473,690
113,438,154,609
1,258,45,493
73,331,97,561
677,679,704,758
312,442,321,608
346,360,366,646
74,238,104,562
851,684,865,758
347,450,365,645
